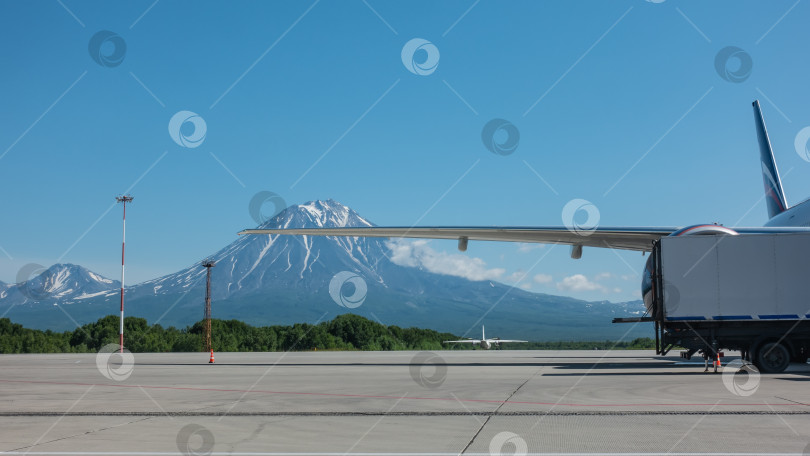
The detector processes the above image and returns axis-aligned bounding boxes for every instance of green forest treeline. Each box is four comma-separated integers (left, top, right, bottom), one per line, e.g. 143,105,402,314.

0,314,655,353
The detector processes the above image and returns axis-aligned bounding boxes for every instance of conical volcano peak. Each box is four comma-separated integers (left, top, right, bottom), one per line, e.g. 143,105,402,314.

259,199,374,230
24,263,116,287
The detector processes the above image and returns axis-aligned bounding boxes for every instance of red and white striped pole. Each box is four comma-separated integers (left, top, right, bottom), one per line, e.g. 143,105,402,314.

116,195,133,353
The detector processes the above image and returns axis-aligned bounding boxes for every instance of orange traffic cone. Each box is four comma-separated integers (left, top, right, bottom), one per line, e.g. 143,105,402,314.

209,350,215,364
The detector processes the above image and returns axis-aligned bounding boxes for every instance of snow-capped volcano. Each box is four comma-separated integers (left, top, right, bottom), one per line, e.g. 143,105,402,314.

129,199,392,300
1,264,119,304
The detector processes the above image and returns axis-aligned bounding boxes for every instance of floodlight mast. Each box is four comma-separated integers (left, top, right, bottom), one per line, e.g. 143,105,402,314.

115,195,133,354
201,260,216,353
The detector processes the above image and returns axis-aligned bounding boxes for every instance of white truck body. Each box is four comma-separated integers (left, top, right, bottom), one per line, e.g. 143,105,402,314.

625,233,810,372
660,234,810,322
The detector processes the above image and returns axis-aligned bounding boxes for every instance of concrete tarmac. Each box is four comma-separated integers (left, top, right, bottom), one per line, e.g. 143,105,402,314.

0,350,808,455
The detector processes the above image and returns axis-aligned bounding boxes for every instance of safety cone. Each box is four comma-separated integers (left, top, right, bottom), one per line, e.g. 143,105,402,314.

209,350,215,364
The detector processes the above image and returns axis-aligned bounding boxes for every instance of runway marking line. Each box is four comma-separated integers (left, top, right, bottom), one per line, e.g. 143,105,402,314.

0,379,807,409
0,452,807,455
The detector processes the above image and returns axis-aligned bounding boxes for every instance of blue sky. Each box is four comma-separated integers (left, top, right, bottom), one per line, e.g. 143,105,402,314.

1,0,809,302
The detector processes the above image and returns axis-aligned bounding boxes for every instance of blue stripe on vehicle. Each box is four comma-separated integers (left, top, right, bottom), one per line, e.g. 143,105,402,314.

712,315,753,320
758,314,800,319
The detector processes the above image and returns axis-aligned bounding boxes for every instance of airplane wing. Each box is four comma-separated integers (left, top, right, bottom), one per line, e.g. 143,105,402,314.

443,340,481,344
238,226,680,252
494,340,528,343
238,226,810,253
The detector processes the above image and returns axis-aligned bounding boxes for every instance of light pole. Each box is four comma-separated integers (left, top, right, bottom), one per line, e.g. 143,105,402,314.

116,195,133,353
201,260,216,362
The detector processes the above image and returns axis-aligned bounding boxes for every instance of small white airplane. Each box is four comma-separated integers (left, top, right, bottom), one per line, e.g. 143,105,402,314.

443,326,527,350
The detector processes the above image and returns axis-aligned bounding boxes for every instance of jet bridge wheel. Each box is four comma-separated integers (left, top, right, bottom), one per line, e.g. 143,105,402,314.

754,342,790,373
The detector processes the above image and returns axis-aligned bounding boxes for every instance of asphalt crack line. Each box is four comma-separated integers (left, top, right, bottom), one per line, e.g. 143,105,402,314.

775,396,809,407
7,416,153,453
459,369,541,454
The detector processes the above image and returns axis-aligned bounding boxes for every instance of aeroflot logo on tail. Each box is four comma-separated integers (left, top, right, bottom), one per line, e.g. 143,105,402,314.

761,161,785,211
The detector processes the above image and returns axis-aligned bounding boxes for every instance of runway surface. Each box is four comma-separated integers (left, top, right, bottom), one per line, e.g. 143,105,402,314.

0,350,808,455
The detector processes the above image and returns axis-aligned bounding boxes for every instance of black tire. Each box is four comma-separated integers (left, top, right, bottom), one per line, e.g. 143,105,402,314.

754,342,790,373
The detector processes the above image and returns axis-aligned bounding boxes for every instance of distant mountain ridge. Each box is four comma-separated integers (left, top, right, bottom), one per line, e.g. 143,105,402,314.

1,263,120,304
0,200,650,340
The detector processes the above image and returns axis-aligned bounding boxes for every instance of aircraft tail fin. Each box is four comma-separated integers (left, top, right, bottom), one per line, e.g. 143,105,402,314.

482,326,485,340
753,100,789,218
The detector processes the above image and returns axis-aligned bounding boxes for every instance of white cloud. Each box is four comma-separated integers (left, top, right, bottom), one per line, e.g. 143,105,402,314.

505,270,528,283
533,273,553,284
556,274,621,294
595,272,612,281
557,274,603,292
386,240,505,281
517,243,544,253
